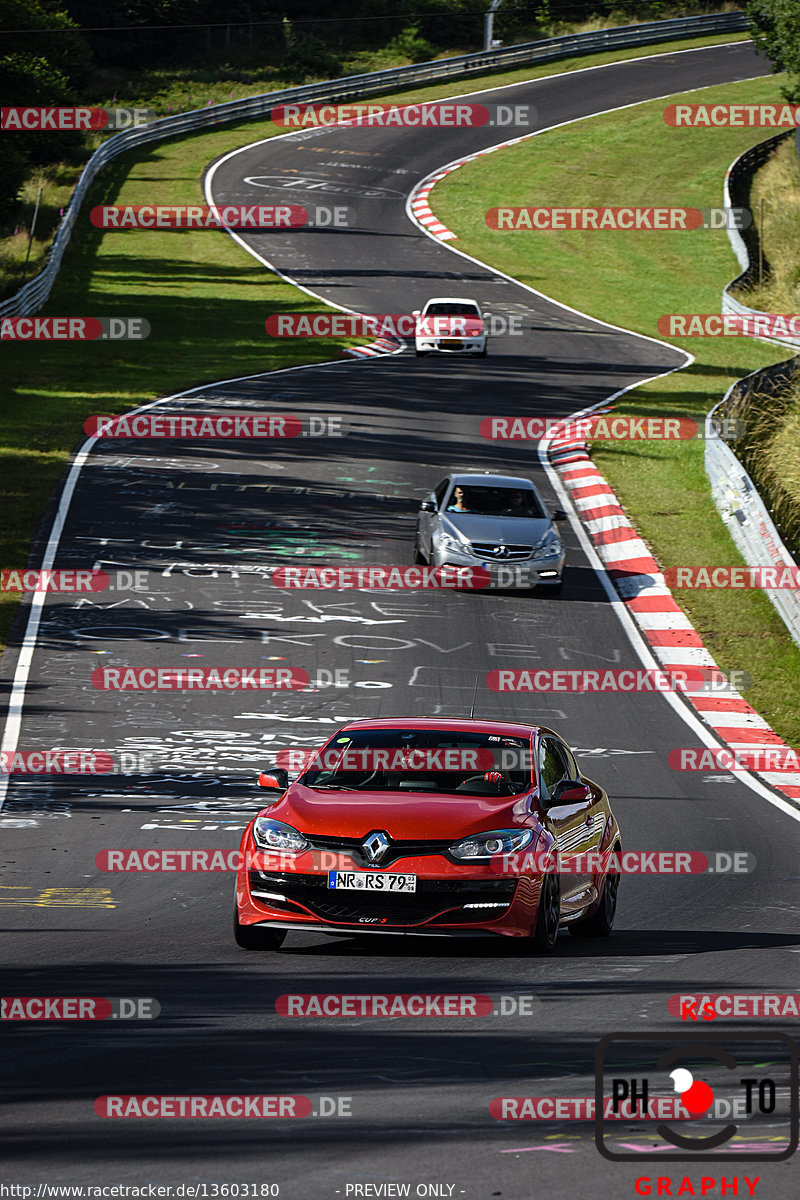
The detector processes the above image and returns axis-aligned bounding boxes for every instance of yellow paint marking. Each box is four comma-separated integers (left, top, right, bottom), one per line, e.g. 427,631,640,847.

0,886,115,908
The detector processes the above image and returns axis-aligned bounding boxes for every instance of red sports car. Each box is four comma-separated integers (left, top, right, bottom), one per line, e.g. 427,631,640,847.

234,718,621,952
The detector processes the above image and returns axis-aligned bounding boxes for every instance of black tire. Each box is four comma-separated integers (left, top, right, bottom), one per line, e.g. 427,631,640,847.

413,537,427,565
415,349,426,357
528,871,560,953
569,865,619,938
478,346,487,357
233,906,286,951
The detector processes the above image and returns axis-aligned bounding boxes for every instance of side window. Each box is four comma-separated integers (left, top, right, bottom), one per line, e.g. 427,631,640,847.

558,742,580,781
434,479,450,509
537,738,571,800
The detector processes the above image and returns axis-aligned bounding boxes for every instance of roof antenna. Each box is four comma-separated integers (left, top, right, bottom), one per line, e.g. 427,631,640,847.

469,674,479,720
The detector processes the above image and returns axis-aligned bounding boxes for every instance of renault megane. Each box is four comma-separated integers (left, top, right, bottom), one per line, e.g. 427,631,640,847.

234,718,621,953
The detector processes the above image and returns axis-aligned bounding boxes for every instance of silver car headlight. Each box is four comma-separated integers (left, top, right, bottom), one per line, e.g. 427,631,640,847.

532,530,561,559
450,828,534,860
440,532,467,553
253,817,309,855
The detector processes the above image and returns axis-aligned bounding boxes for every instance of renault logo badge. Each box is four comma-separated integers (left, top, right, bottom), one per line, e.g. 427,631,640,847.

362,831,390,863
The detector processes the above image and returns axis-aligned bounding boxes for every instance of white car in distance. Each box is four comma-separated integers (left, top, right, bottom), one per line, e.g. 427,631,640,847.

412,297,490,357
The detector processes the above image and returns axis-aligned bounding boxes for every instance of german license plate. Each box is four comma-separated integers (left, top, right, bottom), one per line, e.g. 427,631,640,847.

441,339,463,348
327,870,417,893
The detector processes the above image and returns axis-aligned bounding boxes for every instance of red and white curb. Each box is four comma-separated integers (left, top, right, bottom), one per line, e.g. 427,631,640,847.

409,174,460,241
549,419,800,806
343,337,403,358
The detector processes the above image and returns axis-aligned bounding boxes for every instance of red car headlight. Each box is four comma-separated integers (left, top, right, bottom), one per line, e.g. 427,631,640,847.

252,817,309,855
449,828,533,860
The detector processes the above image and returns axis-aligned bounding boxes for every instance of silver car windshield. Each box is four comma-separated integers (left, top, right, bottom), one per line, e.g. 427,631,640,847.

445,486,546,518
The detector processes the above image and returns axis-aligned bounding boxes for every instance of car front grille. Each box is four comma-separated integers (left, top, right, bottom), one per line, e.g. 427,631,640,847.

306,834,453,869
249,871,517,926
470,543,533,561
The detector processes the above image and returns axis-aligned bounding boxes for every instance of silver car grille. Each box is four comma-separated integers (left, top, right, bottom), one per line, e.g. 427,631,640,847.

470,542,533,561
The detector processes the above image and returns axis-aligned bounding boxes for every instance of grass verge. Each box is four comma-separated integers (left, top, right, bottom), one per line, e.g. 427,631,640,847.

0,29,749,297
0,30,755,652
432,74,800,744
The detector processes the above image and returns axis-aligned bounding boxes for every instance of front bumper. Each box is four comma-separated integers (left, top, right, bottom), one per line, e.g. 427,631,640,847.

415,337,486,354
237,854,541,939
432,543,566,588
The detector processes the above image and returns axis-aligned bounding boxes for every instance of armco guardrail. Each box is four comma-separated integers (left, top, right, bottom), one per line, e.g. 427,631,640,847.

705,133,800,651
1,10,748,319
721,129,800,348
706,378,800,651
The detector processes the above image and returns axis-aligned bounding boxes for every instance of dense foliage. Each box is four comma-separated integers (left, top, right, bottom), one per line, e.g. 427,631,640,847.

747,0,800,99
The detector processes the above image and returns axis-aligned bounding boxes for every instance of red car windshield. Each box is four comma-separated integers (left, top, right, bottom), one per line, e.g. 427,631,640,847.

301,729,532,795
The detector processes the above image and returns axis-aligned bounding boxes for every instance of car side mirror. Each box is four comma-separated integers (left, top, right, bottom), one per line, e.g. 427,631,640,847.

553,509,567,521
550,780,591,803
258,768,289,791
411,309,421,317
420,499,436,512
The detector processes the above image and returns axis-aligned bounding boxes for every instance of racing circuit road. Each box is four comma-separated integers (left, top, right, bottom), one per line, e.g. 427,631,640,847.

3,38,800,1199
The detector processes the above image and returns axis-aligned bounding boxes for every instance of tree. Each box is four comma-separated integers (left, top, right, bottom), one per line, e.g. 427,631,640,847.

748,0,800,100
